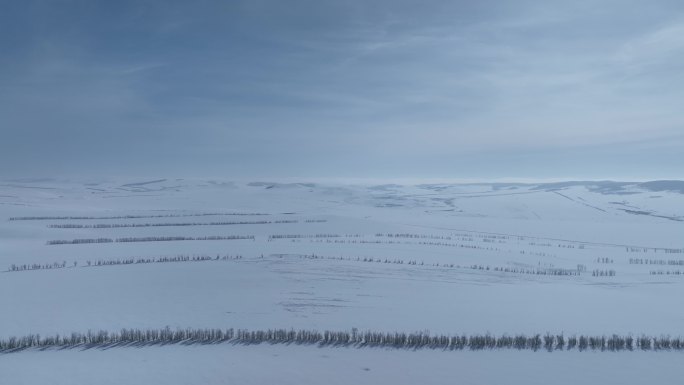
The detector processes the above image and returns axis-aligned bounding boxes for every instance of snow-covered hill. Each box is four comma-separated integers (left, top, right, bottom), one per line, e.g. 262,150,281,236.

2,179,683,384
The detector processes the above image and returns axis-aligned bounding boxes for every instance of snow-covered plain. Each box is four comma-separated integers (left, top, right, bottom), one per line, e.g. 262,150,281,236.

2,178,684,384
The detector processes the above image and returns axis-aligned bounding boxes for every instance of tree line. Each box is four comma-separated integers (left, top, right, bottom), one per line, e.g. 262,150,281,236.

592,269,616,277
596,257,614,264
46,219,309,229
650,270,684,276
268,234,355,240
7,261,70,272
9,212,270,221
630,258,684,265
1,327,681,353
83,254,243,267
296,254,581,277
6,255,243,273
47,235,254,245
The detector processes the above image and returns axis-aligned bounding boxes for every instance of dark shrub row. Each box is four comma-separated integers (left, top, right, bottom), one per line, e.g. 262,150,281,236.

592,269,616,277
116,236,254,243
1,327,680,353
376,233,453,240
84,254,242,267
47,235,254,245
47,238,113,245
7,261,70,272
650,270,684,276
268,234,352,240
10,212,269,221
630,258,684,265
296,254,580,277
358,239,505,253
47,220,302,229
6,255,243,273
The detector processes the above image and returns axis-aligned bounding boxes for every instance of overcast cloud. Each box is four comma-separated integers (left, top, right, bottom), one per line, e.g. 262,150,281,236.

1,0,683,180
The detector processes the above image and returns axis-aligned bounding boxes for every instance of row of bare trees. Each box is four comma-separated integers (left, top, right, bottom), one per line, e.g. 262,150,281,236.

296,254,580,277
6,255,243,273
47,235,254,245
630,258,684,265
47,221,274,228
10,212,269,221
1,328,680,353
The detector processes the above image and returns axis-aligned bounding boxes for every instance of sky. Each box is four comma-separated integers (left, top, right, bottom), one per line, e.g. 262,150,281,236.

1,0,683,181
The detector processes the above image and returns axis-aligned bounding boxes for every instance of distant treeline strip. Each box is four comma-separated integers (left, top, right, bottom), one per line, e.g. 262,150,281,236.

47,220,306,229
268,233,360,240
6,254,243,273
1,327,681,353
46,235,254,245
9,212,269,221
291,254,582,277
630,258,684,265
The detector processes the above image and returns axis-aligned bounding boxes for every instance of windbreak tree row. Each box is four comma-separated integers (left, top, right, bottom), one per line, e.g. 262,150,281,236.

1,328,681,353
47,235,255,245
6,255,243,273
47,220,305,228
630,258,684,265
10,212,269,221
296,254,581,277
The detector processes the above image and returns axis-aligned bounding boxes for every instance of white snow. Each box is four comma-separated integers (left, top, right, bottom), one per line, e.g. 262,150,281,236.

5,344,684,385
2,178,684,384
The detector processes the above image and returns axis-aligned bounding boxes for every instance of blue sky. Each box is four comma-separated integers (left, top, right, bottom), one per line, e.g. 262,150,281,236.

1,0,683,180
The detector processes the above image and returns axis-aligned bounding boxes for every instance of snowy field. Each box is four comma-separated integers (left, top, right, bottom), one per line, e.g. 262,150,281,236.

2,178,684,384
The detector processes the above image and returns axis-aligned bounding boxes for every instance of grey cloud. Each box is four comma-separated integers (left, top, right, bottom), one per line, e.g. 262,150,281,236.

0,0,682,179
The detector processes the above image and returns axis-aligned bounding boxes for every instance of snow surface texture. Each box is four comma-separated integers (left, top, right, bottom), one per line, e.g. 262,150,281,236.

1,179,684,384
